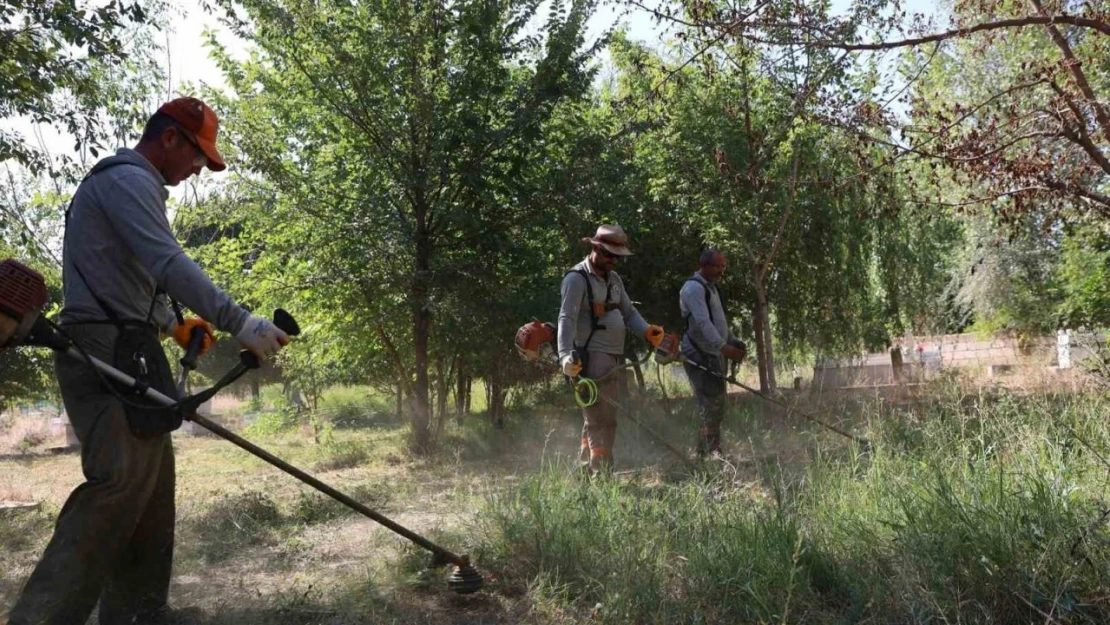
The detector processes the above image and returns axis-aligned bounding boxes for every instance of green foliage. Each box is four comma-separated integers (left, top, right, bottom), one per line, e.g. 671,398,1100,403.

191,0,603,448
1058,223,1110,329
242,405,300,437
1,0,165,169
311,438,369,472
291,482,390,525
954,214,1063,335
606,31,944,362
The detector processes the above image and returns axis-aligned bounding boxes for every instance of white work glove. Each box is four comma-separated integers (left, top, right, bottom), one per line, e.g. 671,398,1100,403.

235,315,291,361
561,354,582,378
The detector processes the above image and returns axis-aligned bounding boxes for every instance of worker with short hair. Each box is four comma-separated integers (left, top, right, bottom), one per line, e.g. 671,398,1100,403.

557,224,666,473
680,248,746,458
9,97,290,625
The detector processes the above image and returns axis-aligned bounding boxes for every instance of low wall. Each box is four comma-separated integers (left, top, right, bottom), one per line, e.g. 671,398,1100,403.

812,330,1107,389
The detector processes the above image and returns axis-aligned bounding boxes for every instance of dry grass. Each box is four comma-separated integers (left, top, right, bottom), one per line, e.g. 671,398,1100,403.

0,413,59,455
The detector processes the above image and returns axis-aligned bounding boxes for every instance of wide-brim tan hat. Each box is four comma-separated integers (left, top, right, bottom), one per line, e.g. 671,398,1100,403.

583,224,633,256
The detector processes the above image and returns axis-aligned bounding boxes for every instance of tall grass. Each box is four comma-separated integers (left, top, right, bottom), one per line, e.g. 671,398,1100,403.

476,384,1110,624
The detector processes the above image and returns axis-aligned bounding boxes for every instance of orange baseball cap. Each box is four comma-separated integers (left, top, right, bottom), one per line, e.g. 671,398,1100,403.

156,97,227,172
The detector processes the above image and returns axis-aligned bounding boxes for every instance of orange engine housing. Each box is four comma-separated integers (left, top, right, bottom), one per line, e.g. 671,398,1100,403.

515,321,557,364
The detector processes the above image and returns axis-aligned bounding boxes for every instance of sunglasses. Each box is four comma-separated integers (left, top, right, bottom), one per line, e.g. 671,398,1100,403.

178,130,209,169
598,248,619,259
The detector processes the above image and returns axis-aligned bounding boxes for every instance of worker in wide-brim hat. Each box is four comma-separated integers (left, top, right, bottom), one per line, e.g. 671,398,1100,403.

556,224,668,474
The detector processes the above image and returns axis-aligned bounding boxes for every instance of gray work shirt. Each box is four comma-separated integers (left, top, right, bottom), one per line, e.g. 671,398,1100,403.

60,148,250,334
557,259,649,359
680,273,735,362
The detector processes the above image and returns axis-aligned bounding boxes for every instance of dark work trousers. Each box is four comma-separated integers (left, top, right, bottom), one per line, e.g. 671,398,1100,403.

9,324,176,625
683,355,727,456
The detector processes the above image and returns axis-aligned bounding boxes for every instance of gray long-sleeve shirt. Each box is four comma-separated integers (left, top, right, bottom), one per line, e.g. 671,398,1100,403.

680,273,735,362
557,259,649,360
60,148,250,335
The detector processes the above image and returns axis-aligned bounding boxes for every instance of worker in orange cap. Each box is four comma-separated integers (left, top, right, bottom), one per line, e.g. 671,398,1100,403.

8,98,290,625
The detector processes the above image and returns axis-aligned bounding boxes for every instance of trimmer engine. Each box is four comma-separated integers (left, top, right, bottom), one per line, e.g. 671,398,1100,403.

653,332,680,364
514,321,558,367
0,259,48,349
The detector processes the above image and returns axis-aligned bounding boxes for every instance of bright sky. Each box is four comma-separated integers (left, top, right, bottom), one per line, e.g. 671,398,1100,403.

5,0,943,175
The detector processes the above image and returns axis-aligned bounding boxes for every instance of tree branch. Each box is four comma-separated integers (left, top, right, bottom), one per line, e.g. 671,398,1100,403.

1,165,61,268
736,14,1110,51
377,326,413,397
1052,82,1110,177
906,186,1050,207
1029,0,1110,145
1044,178,1110,213
765,149,799,271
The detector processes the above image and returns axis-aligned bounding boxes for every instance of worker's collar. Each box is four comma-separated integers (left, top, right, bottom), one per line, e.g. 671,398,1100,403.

694,270,717,286
585,258,610,280
118,147,168,187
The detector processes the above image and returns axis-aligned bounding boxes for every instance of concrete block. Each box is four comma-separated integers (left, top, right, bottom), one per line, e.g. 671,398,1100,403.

49,413,80,448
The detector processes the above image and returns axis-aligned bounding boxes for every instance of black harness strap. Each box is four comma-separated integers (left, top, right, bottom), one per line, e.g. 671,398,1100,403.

569,266,614,354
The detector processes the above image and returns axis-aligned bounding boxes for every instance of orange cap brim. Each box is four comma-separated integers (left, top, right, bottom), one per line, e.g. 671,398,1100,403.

195,135,226,172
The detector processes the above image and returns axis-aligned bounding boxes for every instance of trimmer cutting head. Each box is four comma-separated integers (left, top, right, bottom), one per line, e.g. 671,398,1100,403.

447,563,484,594
430,551,484,594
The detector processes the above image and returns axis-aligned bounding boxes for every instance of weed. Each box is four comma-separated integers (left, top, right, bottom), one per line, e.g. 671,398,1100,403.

476,385,1110,624
313,439,370,472
290,483,392,525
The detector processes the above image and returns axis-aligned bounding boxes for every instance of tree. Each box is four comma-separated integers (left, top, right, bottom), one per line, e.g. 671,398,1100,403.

648,0,1110,221
606,28,935,391
205,0,600,451
951,212,1063,336
1,0,163,170
1057,222,1110,329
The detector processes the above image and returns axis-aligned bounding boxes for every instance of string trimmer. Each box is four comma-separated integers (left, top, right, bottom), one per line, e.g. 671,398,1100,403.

678,354,870,448
0,259,483,594
516,322,694,466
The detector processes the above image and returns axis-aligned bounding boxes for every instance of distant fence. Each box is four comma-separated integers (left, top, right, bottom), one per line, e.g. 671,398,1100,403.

812,330,1108,390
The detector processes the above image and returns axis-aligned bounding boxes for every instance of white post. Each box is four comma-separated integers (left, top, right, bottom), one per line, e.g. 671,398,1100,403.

1057,329,1072,369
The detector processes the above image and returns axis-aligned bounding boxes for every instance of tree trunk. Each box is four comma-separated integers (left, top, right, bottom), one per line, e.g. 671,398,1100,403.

464,376,472,414
455,363,467,422
395,378,404,421
488,355,505,429
250,375,260,400
410,205,433,454
761,299,776,391
752,279,777,393
434,356,448,439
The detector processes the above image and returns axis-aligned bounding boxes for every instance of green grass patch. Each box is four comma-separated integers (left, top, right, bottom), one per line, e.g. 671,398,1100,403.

290,482,392,525
476,385,1110,624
